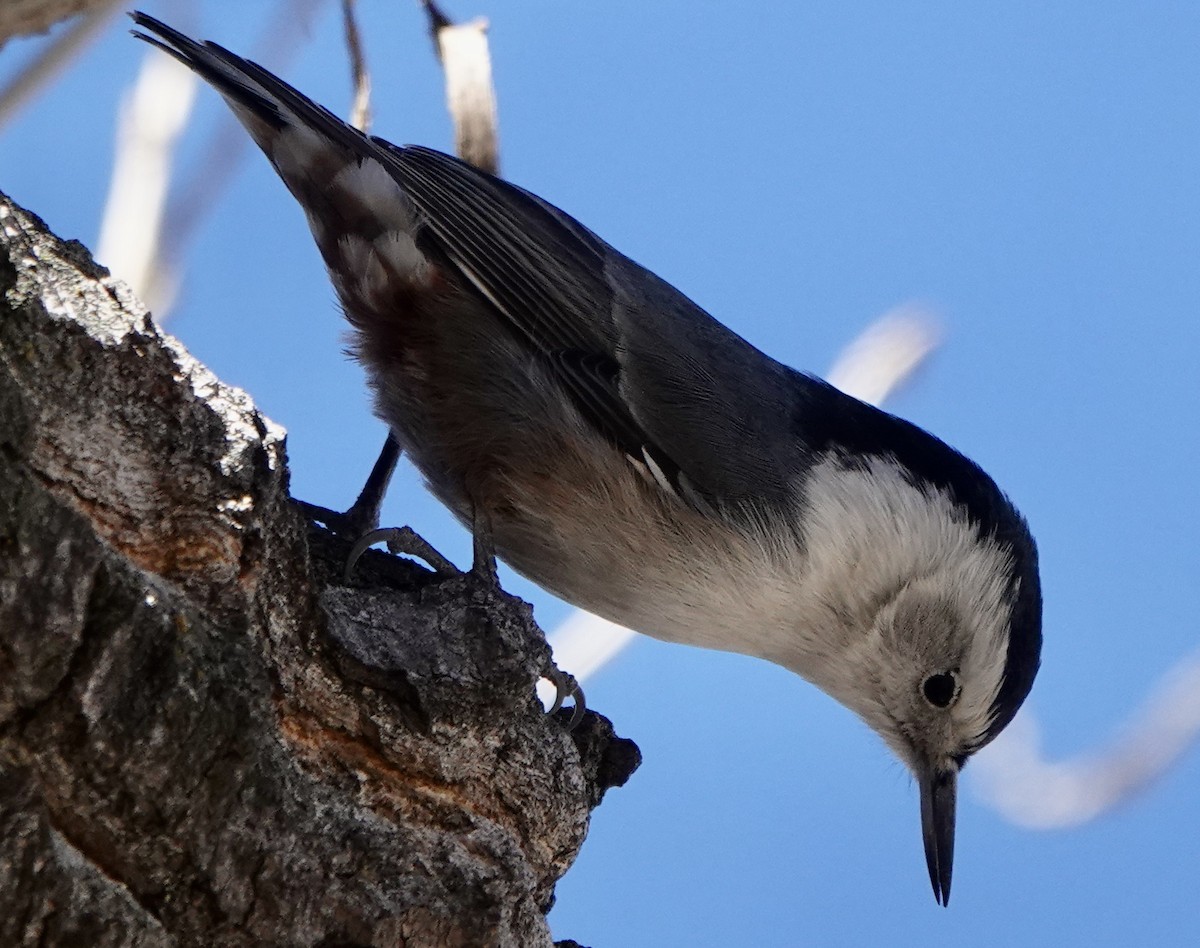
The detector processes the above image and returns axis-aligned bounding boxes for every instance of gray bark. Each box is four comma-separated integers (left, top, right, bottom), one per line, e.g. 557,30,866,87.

0,191,639,947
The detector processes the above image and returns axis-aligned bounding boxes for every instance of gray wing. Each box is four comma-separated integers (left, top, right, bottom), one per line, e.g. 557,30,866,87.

129,12,802,520
382,145,804,517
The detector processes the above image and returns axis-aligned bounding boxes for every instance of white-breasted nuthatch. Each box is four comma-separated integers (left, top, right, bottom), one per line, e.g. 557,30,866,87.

131,13,1043,905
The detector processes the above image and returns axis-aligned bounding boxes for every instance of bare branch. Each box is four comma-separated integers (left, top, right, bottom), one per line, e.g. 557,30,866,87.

340,0,372,133
422,0,500,175
94,0,326,322
972,648,1200,828
95,46,197,314
0,0,121,128
826,304,942,405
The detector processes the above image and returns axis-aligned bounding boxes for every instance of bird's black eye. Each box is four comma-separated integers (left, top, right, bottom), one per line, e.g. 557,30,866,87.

922,671,959,708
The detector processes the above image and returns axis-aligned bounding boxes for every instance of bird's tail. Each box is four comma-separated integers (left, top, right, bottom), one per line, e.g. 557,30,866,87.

129,11,368,162
129,11,436,317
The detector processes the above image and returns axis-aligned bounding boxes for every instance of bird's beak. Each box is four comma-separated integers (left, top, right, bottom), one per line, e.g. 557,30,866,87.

919,764,957,906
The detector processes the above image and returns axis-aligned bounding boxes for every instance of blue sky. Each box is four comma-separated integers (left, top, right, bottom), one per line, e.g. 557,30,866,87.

4,2,1198,944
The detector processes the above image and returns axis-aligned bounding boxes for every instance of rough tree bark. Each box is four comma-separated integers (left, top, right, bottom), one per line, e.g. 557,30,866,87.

0,191,639,946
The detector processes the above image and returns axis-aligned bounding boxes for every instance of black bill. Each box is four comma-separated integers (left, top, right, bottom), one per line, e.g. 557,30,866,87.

920,765,957,906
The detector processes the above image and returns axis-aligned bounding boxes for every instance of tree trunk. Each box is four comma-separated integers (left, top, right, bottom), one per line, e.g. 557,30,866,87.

0,191,639,947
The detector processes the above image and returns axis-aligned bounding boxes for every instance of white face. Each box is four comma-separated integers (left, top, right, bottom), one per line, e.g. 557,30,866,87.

848,562,1018,907
862,585,1008,773
764,454,1025,906
786,454,1017,769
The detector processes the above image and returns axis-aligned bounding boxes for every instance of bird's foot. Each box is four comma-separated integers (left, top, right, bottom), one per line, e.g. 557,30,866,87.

342,525,460,583
297,498,383,540
297,434,403,538
334,511,582,730
543,665,587,731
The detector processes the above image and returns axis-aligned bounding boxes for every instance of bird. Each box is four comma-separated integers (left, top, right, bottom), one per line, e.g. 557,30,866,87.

130,12,1043,906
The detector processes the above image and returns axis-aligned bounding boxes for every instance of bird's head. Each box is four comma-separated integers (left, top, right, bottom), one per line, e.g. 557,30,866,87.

860,578,1041,905
792,419,1043,905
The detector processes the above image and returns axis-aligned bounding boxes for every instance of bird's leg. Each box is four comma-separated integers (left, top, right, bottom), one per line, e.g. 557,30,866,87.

342,432,403,534
470,500,499,585
302,433,456,581
298,433,402,537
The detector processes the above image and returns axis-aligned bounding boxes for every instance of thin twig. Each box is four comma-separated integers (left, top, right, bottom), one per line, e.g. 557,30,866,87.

972,647,1200,828
340,0,372,133
95,45,198,314
420,0,453,36
421,0,499,175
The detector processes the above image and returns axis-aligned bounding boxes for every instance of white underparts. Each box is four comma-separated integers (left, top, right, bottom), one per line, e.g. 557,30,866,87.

596,451,1013,750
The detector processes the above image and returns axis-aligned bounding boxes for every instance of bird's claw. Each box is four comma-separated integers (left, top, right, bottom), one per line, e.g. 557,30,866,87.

543,665,586,731
320,509,582,730
343,525,460,583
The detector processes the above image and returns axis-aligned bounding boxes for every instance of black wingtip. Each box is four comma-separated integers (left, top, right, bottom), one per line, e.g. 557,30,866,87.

128,11,201,66
129,10,170,39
